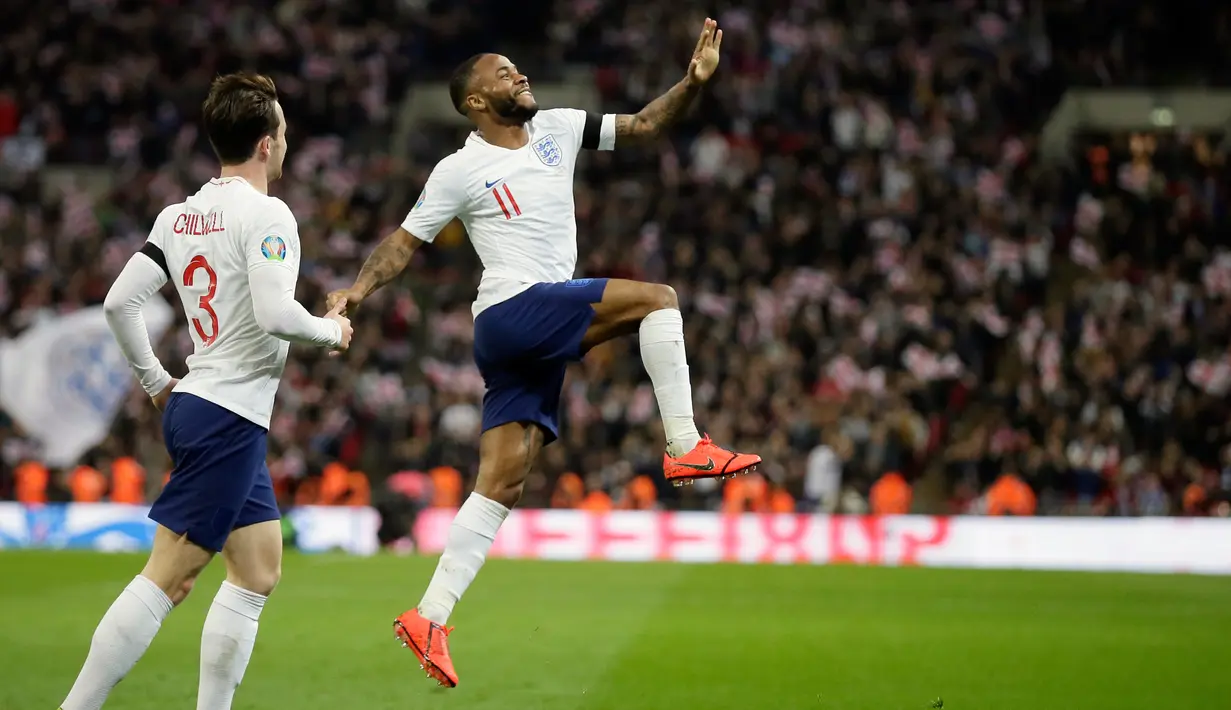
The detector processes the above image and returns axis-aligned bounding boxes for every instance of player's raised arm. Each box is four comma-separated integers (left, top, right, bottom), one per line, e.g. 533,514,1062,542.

328,161,461,313
247,205,352,349
612,17,722,146
103,229,176,407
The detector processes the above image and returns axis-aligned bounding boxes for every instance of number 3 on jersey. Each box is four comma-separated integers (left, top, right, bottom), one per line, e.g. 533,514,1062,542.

183,255,220,346
491,183,521,220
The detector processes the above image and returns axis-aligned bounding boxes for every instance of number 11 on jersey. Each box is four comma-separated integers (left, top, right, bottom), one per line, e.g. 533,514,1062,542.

491,183,521,220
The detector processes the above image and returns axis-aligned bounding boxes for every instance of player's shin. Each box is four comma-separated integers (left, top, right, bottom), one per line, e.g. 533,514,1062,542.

196,581,267,710
417,492,510,624
60,576,174,710
638,308,701,456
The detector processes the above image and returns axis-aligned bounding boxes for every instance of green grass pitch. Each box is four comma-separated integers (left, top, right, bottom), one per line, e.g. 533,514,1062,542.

1,550,1228,709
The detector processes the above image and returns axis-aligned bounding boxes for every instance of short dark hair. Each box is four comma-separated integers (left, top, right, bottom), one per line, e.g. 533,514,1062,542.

201,72,281,165
448,54,487,116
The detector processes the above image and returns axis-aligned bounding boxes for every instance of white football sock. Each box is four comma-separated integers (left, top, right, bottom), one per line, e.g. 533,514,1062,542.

61,575,174,710
197,581,267,710
639,308,702,457
417,492,510,624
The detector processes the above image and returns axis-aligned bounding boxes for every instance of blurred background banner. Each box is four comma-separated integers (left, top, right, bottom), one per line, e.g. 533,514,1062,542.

411,509,1231,574
0,301,173,467
4,503,1229,576
0,502,380,555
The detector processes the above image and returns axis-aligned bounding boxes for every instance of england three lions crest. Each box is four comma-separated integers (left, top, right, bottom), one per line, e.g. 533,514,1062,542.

532,134,563,166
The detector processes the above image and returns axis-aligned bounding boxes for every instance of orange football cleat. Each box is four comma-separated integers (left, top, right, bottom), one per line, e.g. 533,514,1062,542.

393,608,459,688
663,434,762,486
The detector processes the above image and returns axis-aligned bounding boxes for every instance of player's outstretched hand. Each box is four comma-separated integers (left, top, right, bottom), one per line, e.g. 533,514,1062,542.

687,17,722,86
151,378,179,411
325,300,353,355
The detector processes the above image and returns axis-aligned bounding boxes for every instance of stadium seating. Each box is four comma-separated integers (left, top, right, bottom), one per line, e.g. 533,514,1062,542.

1,0,1229,518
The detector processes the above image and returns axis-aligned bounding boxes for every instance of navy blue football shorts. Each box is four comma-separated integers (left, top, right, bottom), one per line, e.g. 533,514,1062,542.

148,393,280,553
472,278,610,444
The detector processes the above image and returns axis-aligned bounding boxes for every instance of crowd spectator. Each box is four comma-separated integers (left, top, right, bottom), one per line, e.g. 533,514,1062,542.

2,0,1231,518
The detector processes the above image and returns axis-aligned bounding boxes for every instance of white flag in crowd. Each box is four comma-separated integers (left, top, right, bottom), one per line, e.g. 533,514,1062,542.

0,300,173,467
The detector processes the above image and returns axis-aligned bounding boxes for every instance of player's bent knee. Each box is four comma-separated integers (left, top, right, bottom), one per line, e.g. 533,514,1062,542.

620,283,677,324
227,564,281,597
221,519,284,596
650,283,679,311
223,558,281,597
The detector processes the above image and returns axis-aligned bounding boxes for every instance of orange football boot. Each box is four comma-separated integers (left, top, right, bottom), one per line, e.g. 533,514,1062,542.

393,608,459,688
663,434,762,487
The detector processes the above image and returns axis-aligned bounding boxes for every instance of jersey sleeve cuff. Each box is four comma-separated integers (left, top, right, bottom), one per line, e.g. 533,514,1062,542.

325,318,344,348
599,114,616,151
399,217,437,244
141,368,174,397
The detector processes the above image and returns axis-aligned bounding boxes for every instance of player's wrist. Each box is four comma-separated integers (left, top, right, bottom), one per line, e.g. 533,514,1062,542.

143,369,174,397
324,318,344,347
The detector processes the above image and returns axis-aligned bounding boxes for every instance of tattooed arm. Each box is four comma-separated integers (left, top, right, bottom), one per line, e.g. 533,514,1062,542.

328,160,462,314
353,227,425,297
613,18,723,146
614,80,704,145
326,227,427,314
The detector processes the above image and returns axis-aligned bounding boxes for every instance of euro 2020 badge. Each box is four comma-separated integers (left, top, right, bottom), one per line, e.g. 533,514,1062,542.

261,235,287,262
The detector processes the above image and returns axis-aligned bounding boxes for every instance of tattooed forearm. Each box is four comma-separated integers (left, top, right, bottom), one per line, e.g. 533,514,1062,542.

354,227,422,296
615,78,702,144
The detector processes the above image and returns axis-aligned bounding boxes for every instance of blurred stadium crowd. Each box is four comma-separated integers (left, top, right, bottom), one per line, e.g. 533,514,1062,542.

2,0,1231,518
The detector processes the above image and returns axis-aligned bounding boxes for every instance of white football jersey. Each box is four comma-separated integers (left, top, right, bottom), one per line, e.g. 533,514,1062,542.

402,108,617,317
146,176,302,428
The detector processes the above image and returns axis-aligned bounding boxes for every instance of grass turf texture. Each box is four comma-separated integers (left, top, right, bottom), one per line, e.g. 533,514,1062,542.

1,550,1228,709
